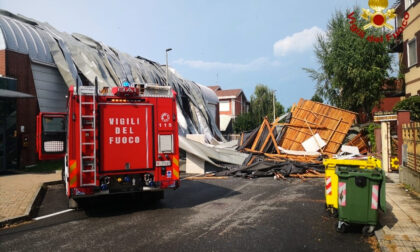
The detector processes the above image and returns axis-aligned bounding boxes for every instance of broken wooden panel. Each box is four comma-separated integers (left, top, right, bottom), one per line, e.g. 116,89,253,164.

346,132,369,154
248,118,281,154
279,99,357,155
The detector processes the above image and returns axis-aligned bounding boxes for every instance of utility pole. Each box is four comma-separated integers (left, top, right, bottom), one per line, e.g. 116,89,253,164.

273,90,276,122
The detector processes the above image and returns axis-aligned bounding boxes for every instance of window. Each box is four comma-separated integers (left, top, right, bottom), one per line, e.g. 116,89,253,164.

42,117,66,132
396,16,402,29
219,100,230,112
408,38,418,67
405,0,415,9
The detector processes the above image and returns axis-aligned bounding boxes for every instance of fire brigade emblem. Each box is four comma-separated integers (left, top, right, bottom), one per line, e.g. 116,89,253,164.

161,112,170,122
362,0,396,30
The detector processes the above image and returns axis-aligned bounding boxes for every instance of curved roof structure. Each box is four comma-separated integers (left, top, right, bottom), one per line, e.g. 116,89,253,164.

0,11,54,65
0,9,224,142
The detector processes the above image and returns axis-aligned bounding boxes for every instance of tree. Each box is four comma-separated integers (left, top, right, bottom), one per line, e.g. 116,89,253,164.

250,84,284,122
304,8,393,116
393,96,420,121
233,84,284,132
233,112,259,133
311,93,324,103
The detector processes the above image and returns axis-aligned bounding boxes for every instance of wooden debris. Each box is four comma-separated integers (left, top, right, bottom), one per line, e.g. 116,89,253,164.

289,173,324,179
264,153,321,164
249,118,281,154
184,176,229,180
274,172,286,180
294,174,307,181
247,156,257,166
346,132,369,154
236,99,357,180
278,99,357,155
307,169,322,175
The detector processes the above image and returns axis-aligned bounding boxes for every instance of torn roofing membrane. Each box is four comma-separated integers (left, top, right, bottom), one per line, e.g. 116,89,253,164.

0,9,224,142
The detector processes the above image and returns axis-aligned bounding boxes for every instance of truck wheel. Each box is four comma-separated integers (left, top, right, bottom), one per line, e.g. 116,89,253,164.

68,198,79,209
153,191,164,201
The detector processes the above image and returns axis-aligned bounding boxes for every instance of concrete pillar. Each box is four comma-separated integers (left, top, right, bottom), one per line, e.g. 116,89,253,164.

185,134,205,174
381,122,390,173
397,111,411,165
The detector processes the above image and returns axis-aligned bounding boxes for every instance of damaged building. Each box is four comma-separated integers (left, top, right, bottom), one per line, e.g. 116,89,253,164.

0,10,223,169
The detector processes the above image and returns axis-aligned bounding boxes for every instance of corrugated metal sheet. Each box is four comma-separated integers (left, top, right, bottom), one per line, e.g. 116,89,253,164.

0,23,5,50
0,14,54,64
31,63,67,112
197,84,219,105
220,115,232,132
0,10,225,141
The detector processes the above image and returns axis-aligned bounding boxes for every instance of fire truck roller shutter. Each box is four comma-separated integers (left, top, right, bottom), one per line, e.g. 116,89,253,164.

100,104,154,172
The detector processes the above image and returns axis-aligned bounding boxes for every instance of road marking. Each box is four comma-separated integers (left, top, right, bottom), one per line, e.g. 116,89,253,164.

33,209,75,221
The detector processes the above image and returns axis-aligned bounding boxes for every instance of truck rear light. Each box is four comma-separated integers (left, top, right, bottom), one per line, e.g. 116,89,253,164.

158,134,173,153
44,141,64,152
156,160,171,166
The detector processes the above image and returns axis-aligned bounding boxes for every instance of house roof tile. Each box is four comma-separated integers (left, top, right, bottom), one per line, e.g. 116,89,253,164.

215,89,243,97
207,85,221,92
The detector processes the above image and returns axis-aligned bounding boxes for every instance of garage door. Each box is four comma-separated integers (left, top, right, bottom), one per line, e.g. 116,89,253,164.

31,63,68,112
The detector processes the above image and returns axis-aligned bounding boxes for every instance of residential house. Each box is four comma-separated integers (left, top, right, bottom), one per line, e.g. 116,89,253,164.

394,0,420,97
208,86,249,133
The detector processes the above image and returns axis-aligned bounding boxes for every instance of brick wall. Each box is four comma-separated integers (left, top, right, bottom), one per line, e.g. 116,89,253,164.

1,50,39,167
0,50,5,75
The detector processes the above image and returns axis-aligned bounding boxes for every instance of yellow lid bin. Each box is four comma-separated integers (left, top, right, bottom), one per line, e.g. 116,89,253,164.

323,157,382,214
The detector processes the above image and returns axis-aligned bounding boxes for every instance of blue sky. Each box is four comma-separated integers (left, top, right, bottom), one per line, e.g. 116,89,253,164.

0,0,398,108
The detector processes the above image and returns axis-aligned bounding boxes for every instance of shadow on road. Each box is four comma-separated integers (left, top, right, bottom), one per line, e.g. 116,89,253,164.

77,180,240,217
377,201,397,229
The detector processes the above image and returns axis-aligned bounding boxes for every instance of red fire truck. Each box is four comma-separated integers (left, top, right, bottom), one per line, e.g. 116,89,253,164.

37,82,180,208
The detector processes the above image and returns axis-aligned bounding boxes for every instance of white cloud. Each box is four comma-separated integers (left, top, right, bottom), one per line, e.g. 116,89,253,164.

273,26,325,57
174,57,280,71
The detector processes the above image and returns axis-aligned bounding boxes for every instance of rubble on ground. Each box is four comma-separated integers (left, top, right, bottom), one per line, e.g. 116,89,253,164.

231,99,364,179
182,99,371,180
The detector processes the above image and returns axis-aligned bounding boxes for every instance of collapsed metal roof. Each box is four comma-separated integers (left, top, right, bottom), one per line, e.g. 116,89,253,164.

0,11,55,65
0,9,224,142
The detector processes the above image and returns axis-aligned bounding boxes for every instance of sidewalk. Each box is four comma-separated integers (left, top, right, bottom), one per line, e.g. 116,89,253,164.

375,173,420,252
0,171,61,226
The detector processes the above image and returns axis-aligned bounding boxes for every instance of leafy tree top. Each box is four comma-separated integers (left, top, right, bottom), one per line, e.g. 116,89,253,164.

304,8,393,116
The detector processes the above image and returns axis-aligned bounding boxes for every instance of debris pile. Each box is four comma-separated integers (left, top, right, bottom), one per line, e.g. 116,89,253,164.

345,132,369,155
180,98,373,180
230,99,362,179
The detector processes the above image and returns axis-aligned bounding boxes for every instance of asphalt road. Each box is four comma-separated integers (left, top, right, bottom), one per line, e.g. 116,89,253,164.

0,177,374,251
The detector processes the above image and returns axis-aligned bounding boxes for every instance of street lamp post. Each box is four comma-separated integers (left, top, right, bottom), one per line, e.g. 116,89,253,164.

165,48,172,86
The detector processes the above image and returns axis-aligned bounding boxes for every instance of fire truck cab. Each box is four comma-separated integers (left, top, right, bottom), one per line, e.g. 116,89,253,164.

39,82,180,208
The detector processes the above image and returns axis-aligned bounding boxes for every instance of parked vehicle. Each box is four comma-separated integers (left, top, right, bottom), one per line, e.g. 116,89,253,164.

37,80,180,208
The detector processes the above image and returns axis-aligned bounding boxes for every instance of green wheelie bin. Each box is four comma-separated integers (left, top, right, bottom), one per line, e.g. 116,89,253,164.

335,165,386,236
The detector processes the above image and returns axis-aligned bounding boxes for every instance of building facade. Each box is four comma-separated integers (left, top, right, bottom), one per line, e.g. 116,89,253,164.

208,86,249,133
395,0,420,96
